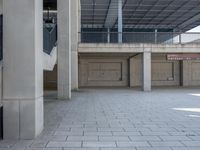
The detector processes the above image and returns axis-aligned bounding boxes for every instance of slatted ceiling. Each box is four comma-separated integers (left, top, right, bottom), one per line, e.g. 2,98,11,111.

80,0,200,31
43,0,200,31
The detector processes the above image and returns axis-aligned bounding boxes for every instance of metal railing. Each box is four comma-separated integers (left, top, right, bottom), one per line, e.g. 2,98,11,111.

43,23,57,55
79,32,200,44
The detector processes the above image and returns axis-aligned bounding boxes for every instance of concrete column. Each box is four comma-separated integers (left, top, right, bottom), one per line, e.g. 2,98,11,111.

0,0,2,14
0,0,2,103
57,0,71,99
180,60,190,86
71,0,79,90
118,0,123,43
143,52,151,91
78,0,81,42
3,0,44,139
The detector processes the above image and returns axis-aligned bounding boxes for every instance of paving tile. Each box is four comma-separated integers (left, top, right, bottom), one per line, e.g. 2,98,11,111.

99,136,130,141
67,136,98,141
129,136,161,141
46,142,82,148
172,148,200,150
159,136,192,141
181,141,200,146
83,142,116,147
63,148,100,150
137,148,172,150
84,132,112,136
3,89,200,150
101,148,136,150
116,142,150,147
149,141,184,147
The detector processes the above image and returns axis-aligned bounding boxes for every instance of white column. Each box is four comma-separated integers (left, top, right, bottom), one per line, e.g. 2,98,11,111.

57,0,71,99
143,52,151,91
71,0,79,90
3,0,44,139
118,0,123,43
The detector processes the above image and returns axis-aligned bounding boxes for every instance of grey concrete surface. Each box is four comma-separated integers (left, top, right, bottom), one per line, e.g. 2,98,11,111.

3,0,44,139
78,43,200,53
71,0,79,90
57,0,71,99
1,88,200,149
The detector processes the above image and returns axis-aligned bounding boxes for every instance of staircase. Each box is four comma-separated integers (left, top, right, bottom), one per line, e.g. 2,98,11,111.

43,22,57,71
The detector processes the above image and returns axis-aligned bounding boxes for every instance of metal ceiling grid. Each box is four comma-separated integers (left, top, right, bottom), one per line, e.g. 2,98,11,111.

80,0,200,31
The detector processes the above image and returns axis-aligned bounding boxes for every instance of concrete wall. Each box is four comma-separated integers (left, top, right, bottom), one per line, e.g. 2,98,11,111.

79,53,200,88
79,55,129,87
130,54,180,87
130,54,142,87
44,65,57,91
44,53,200,89
78,43,200,53
151,54,180,86
181,60,200,86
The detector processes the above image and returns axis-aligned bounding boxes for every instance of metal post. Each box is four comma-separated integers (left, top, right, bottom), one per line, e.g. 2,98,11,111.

118,0,123,43
107,28,110,43
179,33,182,44
155,29,158,44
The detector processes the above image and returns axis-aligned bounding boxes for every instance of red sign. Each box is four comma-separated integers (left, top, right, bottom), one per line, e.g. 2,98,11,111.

167,54,200,60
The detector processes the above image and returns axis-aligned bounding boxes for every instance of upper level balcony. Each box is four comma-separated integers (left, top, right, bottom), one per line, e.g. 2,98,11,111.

79,31,200,44
78,31,200,53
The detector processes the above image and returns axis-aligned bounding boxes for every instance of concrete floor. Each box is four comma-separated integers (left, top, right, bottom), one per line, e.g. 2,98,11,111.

1,88,200,150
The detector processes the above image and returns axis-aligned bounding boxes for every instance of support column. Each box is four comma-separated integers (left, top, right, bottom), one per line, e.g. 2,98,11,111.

180,60,190,86
0,0,2,104
57,0,71,99
71,0,79,90
3,0,44,139
118,0,123,43
0,0,2,14
143,52,151,91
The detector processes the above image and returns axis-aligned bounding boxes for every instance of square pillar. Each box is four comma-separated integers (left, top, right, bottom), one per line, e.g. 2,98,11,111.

118,0,123,43
57,0,71,99
143,52,151,91
3,0,44,139
180,60,190,86
0,0,2,14
71,0,79,90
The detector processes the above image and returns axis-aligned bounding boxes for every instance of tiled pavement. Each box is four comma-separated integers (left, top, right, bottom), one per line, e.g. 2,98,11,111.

1,88,200,150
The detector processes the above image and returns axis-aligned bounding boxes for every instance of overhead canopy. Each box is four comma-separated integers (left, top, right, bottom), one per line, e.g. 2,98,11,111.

44,0,200,31
81,0,200,31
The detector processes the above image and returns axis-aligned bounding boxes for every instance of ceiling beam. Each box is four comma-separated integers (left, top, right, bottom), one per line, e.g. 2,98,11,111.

104,0,119,28
157,1,191,26
136,0,159,26
175,13,200,31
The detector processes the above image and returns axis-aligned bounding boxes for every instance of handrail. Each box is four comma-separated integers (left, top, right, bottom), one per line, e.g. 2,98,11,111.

79,31,200,44
79,31,200,34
